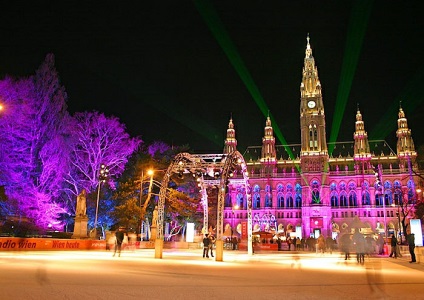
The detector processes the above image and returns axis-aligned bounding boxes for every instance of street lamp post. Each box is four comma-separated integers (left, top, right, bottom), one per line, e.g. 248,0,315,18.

139,169,156,240
93,164,109,239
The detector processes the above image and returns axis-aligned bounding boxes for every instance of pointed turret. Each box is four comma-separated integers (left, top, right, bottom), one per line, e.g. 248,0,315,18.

300,34,322,99
353,105,371,160
223,117,237,154
260,115,276,163
396,103,416,159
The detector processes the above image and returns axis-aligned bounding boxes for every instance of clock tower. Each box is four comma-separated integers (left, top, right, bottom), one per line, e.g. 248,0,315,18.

299,35,330,237
299,34,329,171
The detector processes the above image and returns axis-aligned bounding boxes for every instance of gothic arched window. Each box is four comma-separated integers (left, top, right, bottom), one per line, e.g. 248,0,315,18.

331,192,338,207
277,193,284,208
286,194,294,208
394,190,402,205
362,192,370,205
225,193,232,207
253,193,260,209
309,124,318,150
237,193,244,208
340,193,348,207
265,193,272,207
375,192,383,206
384,190,392,206
311,180,320,204
348,191,357,207
312,190,320,204
295,195,302,208
407,180,416,203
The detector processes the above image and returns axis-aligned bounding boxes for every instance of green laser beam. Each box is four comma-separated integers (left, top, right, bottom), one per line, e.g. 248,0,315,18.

194,0,294,159
328,0,373,156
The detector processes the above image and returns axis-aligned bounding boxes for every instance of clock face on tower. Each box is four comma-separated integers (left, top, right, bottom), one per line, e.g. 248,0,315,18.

307,101,316,108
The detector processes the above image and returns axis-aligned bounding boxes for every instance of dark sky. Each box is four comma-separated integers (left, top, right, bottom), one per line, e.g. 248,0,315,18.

1,1,424,153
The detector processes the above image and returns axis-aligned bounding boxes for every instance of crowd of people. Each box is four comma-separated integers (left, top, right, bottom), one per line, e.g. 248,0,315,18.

212,229,417,264
108,225,417,264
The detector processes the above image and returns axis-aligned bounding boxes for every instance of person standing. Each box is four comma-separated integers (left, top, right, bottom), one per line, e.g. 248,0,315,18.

352,229,365,264
276,237,282,251
203,234,210,258
232,236,238,250
406,230,416,263
340,233,352,260
209,234,215,258
325,236,334,254
317,235,326,254
389,234,397,258
113,226,125,257
296,237,301,251
376,234,385,255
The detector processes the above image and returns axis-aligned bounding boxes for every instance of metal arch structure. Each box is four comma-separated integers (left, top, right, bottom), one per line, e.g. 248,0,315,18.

215,151,252,260
198,178,220,234
200,176,209,234
154,151,252,260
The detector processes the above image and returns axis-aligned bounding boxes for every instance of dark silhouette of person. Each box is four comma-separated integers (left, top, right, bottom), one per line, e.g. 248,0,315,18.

232,236,238,250
352,229,365,264
113,226,125,257
376,234,385,255
389,234,397,258
203,234,210,258
276,237,282,251
340,233,352,260
406,230,416,263
209,234,215,257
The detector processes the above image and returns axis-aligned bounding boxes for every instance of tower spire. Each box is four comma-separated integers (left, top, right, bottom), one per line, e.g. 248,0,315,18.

306,33,312,58
223,116,237,154
301,34,322,98
260,115,276,163
353,105,371,160
396,104,416,158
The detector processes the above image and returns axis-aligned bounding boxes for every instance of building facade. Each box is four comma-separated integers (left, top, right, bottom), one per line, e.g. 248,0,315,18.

223,36,421,240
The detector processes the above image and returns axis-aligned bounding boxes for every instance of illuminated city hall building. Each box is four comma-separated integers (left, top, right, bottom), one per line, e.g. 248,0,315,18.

223,36,420,240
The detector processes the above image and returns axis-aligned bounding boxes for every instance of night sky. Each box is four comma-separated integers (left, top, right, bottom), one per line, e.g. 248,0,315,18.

1,1,423,154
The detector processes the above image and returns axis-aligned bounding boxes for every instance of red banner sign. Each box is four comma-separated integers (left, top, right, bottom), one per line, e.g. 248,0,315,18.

0,238,106,251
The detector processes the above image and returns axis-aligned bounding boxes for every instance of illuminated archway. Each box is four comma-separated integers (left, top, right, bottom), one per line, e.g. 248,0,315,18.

155,151,251,260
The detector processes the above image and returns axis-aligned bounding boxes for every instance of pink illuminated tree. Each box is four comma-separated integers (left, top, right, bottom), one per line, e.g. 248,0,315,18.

65,111,141,228
0,54,70,229
0,53,141,232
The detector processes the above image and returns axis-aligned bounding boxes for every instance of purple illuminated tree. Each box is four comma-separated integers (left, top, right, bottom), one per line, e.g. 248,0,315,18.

65,111,141,228
0,54,142,232
0,54,70,229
